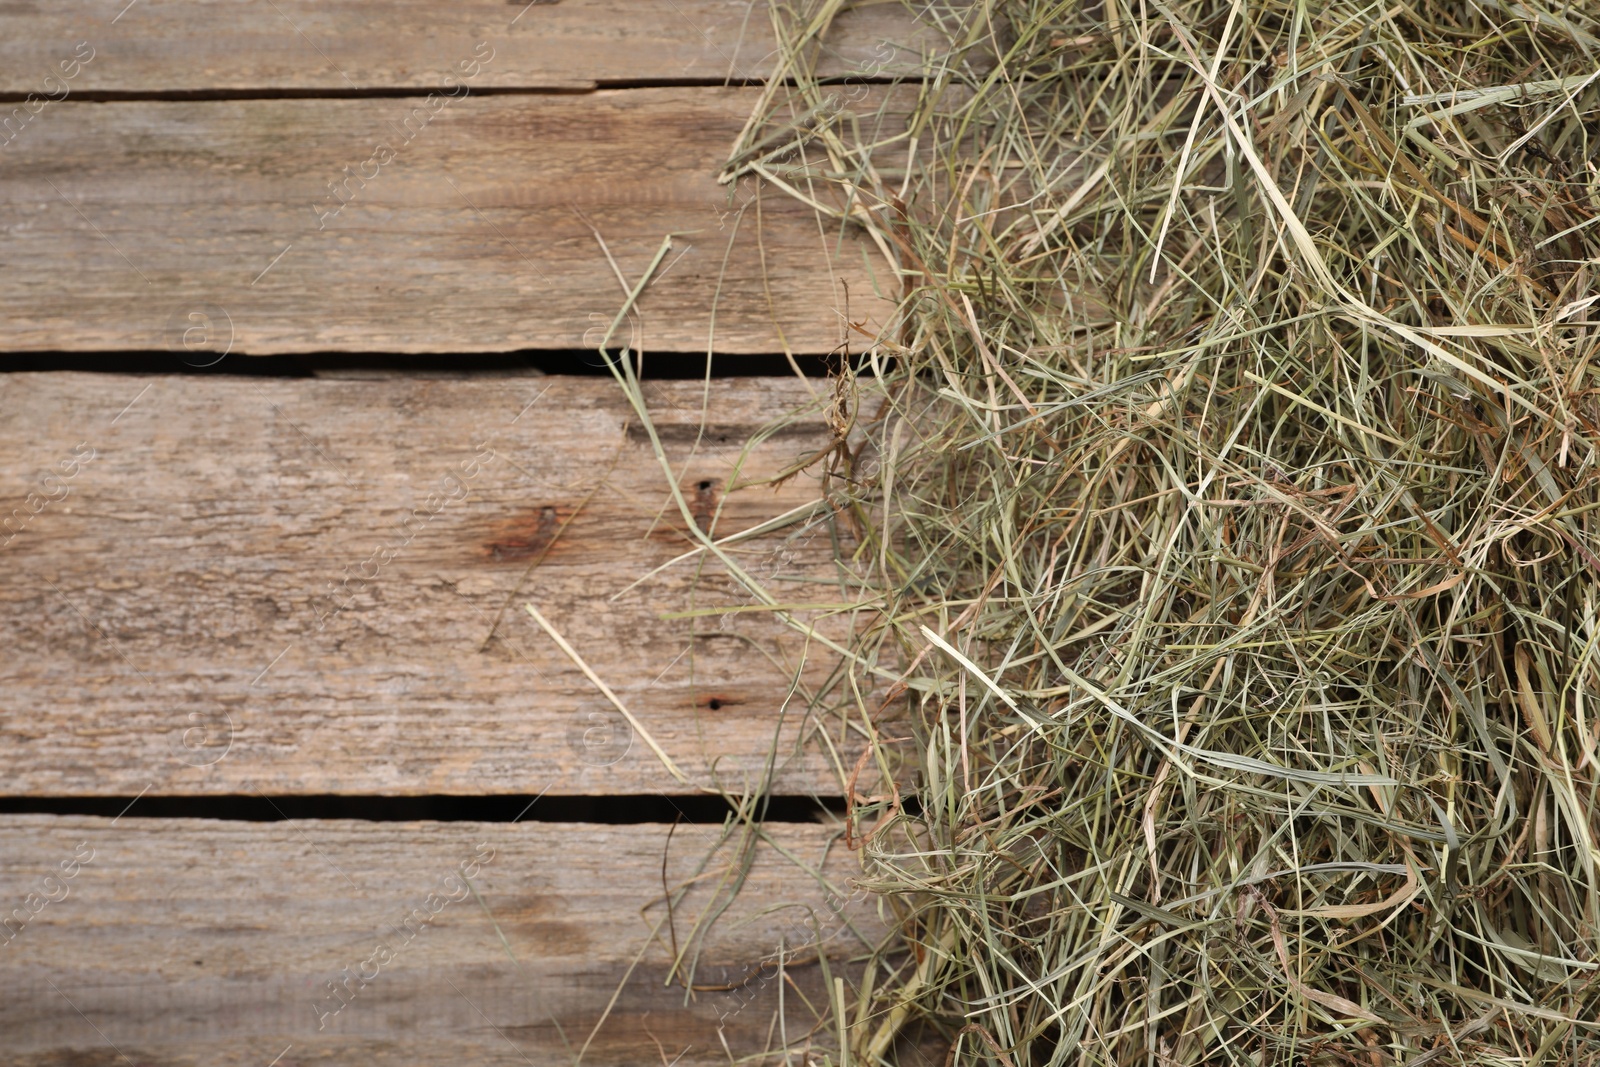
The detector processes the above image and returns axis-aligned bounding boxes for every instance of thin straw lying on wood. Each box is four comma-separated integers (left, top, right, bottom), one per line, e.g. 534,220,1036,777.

526,602,689,785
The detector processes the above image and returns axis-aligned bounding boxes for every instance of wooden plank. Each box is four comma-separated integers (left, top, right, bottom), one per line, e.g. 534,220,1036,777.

0,0,932,92
0,815,880,1063
0,90,898,353
0,373,866,796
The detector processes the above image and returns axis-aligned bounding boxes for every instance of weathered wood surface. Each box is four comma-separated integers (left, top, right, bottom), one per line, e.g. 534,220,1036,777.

0,373,869,796
0,91,897,353
0,816,880,1064
0,0,931,92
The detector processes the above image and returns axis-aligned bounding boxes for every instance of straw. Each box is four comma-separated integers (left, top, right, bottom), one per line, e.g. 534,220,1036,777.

720,0,1600,1062
525,603,689,785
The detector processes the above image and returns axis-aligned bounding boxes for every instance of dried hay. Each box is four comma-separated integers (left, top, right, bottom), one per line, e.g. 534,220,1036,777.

716,0,1600,1062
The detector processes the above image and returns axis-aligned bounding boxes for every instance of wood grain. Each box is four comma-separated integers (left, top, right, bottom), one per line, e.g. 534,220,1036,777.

0,373,873,796
0,0,932,92
0,90,898,353
0,816,880,1064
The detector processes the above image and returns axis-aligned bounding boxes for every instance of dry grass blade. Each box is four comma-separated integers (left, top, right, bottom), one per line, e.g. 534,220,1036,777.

727,0,1600,1062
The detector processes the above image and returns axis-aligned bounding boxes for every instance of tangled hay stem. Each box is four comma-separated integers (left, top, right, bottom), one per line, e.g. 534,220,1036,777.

727,0,1600,1062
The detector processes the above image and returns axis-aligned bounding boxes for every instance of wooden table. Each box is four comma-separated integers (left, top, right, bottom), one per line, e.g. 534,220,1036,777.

0,3,919,1062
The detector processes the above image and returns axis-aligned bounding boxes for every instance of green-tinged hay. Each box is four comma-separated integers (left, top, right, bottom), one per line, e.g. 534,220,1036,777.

726,0,1600,1063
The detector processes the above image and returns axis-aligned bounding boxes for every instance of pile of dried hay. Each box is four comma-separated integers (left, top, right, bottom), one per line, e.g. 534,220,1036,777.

722,0,1600,1062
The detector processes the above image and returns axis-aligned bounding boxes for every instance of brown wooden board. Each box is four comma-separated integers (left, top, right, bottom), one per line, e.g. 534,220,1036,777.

0,373,872,797
0,0,932,92
0,90,899,353
0,816,882,1064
